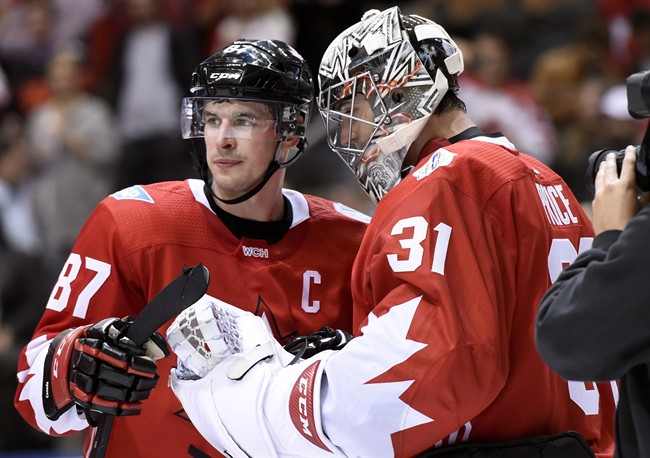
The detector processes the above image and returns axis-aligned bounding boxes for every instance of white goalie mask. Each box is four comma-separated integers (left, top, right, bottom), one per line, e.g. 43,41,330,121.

317,7,464,204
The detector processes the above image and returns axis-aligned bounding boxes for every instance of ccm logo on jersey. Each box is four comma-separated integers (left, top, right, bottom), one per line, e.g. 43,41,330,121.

242,246,269,258
289,361,330,451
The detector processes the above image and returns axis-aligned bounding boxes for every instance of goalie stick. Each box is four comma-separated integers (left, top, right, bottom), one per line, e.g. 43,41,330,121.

90,263,210,458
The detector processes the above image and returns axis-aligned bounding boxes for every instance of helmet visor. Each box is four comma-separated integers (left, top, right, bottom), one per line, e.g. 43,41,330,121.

181,97,283,141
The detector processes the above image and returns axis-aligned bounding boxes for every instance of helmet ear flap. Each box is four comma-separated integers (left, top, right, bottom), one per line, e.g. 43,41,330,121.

276,112,310,169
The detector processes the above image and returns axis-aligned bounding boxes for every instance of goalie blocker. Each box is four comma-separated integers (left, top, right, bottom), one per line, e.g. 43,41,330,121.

43,317,168,425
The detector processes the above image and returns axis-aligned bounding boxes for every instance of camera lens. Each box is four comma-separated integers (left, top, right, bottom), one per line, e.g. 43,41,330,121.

585,145,650,196
585,148,623,197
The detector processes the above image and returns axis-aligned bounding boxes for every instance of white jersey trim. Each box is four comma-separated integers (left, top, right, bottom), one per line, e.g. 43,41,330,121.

333,202,371,223
473,135,516,150
283,189,310,228
188,179,212,212
188,180,311,229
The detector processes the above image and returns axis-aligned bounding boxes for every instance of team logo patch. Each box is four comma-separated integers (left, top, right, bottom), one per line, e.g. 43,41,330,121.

333,203,371,223
413,148,456,180
111,186,154,203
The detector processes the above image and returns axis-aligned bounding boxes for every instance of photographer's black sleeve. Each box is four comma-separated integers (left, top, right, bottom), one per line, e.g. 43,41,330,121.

535,204,650,382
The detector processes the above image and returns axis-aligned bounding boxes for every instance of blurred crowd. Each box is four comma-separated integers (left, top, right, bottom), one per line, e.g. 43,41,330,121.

0,0,648,454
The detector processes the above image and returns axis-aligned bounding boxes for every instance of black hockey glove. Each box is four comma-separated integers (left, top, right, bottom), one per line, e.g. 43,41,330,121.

43,317,169,426
284,326,353,364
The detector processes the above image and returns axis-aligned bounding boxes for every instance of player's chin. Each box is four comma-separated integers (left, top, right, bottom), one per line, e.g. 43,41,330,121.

211,180,250,201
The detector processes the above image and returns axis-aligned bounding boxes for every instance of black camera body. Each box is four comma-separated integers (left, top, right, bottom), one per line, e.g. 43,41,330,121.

586,70,650,195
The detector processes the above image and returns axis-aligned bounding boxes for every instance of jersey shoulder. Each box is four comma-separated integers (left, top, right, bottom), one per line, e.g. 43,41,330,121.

406,137,566,201
287,190,371,226
101,180,203,224
284,190,370,251
92,179,222,249
373,137,565,223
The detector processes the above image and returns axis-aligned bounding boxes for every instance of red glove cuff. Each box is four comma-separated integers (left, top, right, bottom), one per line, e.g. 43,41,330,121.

43,326,88,420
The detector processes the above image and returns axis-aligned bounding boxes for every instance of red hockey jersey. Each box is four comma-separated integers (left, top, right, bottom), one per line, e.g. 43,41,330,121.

317,135,616,457
14,179,369,457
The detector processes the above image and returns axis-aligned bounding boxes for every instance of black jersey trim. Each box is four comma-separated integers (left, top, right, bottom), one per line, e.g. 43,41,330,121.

203,183,293,244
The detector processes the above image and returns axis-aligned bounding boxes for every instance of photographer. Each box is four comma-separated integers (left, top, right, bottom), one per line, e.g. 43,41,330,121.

536,145,650,458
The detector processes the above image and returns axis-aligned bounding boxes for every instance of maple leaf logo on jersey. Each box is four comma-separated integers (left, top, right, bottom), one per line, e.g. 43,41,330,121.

331,296,433,456
255,295,297,345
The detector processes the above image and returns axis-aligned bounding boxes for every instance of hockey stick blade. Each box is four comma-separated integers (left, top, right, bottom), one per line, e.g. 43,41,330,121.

126,263,210,346
90,263,210,458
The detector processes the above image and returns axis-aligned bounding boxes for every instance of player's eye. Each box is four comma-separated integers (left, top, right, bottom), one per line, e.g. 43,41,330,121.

232,118,255,129
204,116,222,128
336,101,353,116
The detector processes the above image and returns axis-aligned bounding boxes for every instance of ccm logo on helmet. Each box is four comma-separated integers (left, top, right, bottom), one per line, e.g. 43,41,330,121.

209,71,242,80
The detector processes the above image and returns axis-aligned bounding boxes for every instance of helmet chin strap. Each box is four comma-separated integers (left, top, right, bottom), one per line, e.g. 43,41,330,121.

209,160,281,205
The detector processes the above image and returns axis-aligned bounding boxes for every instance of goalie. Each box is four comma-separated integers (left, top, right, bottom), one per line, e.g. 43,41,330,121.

167,7,616,458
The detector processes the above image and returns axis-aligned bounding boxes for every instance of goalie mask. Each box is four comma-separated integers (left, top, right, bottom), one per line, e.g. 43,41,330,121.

183,39,314,204
317,7,464,204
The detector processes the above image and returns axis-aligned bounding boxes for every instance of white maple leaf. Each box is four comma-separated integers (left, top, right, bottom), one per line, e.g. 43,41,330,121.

323,295,433,456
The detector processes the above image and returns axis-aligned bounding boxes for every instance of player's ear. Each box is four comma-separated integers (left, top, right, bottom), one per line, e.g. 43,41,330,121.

277,135,300,164
282,135,300,149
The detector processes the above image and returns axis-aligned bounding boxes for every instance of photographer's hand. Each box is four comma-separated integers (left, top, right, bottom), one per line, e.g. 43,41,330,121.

592,145,641,234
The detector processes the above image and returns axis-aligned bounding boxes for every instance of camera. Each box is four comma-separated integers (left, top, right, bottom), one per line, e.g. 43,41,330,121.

585,70,650,195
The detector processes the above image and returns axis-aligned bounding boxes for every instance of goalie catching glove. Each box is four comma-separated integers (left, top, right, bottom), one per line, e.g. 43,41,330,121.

167,295,346,457
43,317,168,425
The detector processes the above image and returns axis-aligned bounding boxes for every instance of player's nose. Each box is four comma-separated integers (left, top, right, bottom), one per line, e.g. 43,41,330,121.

340,120,359,147
210,126,236,149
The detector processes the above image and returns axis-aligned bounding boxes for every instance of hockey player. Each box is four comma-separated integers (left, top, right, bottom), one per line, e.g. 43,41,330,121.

166,7,617,458
14,39,369,457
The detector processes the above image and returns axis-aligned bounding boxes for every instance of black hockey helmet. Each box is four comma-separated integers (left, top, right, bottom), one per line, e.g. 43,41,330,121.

190,39,313,104
183,39,314,204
